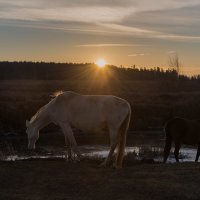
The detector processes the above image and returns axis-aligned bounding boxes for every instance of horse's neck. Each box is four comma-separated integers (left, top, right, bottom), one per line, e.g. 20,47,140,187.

32,111,51,130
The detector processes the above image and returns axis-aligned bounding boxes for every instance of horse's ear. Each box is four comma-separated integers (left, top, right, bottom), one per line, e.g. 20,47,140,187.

26,120,30,127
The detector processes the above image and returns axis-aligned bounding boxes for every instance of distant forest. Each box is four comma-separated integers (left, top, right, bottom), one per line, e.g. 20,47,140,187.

0,61,199,81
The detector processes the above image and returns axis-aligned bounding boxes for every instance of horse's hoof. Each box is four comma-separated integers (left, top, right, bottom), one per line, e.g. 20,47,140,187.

98,161,113,168
98,163,105,168
98,161,107,168
69,155,81,163
65,156,77,163
74,158,81,163
77,155,82,162
65,158,73,162
112,164,122,169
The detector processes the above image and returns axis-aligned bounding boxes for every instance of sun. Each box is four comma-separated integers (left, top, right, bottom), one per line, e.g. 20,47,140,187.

96,58,107,68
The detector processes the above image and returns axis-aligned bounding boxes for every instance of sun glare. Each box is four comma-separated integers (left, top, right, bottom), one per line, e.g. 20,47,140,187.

96,59,106,68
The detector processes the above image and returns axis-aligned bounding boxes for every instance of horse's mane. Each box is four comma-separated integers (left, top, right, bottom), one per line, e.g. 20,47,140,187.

50,90,64,98
30,106,46,123
30,91,64,123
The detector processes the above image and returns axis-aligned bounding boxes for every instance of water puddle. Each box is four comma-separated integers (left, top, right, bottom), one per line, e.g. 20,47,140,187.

0,145,198,163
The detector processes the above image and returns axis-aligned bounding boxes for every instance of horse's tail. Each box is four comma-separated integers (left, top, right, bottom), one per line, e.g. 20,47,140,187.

116,107,131,168
163,122,172,163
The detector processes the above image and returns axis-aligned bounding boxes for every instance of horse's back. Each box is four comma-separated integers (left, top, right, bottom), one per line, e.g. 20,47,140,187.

68,94,130,123
49,92,131,132
56,92,130,115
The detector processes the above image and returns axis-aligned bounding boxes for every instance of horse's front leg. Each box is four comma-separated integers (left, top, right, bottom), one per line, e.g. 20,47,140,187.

60,123,82,161
64,136,73,161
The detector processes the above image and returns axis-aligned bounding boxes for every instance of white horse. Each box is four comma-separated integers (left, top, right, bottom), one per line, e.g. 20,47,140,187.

26,91,131,168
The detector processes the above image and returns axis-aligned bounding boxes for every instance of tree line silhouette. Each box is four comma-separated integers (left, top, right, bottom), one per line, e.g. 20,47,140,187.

0,61,197,81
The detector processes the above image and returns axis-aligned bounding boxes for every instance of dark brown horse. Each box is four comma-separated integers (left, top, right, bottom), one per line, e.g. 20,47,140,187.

163,117,200,163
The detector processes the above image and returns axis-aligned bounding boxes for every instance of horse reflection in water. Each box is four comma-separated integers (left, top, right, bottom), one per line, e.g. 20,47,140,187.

26,91,131,168
164,117,200,163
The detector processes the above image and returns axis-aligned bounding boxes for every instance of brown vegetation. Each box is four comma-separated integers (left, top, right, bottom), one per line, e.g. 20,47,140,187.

2,77,200,132
1,78,200,133
1,160,200,200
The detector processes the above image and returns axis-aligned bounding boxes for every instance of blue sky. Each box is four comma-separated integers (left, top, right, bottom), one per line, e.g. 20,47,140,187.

1,0,200,75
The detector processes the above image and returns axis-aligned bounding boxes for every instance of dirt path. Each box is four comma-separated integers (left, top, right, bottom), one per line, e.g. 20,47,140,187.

0,160,200,200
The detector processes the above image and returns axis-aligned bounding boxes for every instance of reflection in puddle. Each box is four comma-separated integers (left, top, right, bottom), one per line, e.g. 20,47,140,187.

4,155,65,161
0,145,198,163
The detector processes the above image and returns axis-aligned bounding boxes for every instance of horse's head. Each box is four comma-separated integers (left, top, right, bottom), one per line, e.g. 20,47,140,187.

26,120,39,150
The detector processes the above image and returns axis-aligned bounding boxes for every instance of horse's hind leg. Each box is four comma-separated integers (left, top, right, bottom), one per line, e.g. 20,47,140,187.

174,142,181,162
99,128,118,168
163,136,172,163
195,144,200,162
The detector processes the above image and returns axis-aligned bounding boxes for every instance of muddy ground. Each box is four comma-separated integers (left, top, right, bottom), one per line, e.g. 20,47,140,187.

1,159,200,200
1,131,199,200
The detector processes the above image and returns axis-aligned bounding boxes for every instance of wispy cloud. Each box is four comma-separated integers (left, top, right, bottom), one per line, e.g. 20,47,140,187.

128,53,146,57
100,23,200,41
156,34,200,41
100,23,159,35
167,51,176,54
1,0,200,24
76,44,147,47
1,0,200,42
0,5,133,23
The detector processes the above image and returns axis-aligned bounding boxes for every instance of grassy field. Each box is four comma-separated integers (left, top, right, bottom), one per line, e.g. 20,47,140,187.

1,160,200,200
1,79,200,132
1,79,200,200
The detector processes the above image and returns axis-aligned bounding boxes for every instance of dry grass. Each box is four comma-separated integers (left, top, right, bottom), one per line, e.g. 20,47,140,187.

0,160,200,200
1,80,200,132
0,141,15,160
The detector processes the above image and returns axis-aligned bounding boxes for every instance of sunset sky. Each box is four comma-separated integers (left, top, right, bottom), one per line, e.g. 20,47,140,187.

1,0,200,75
